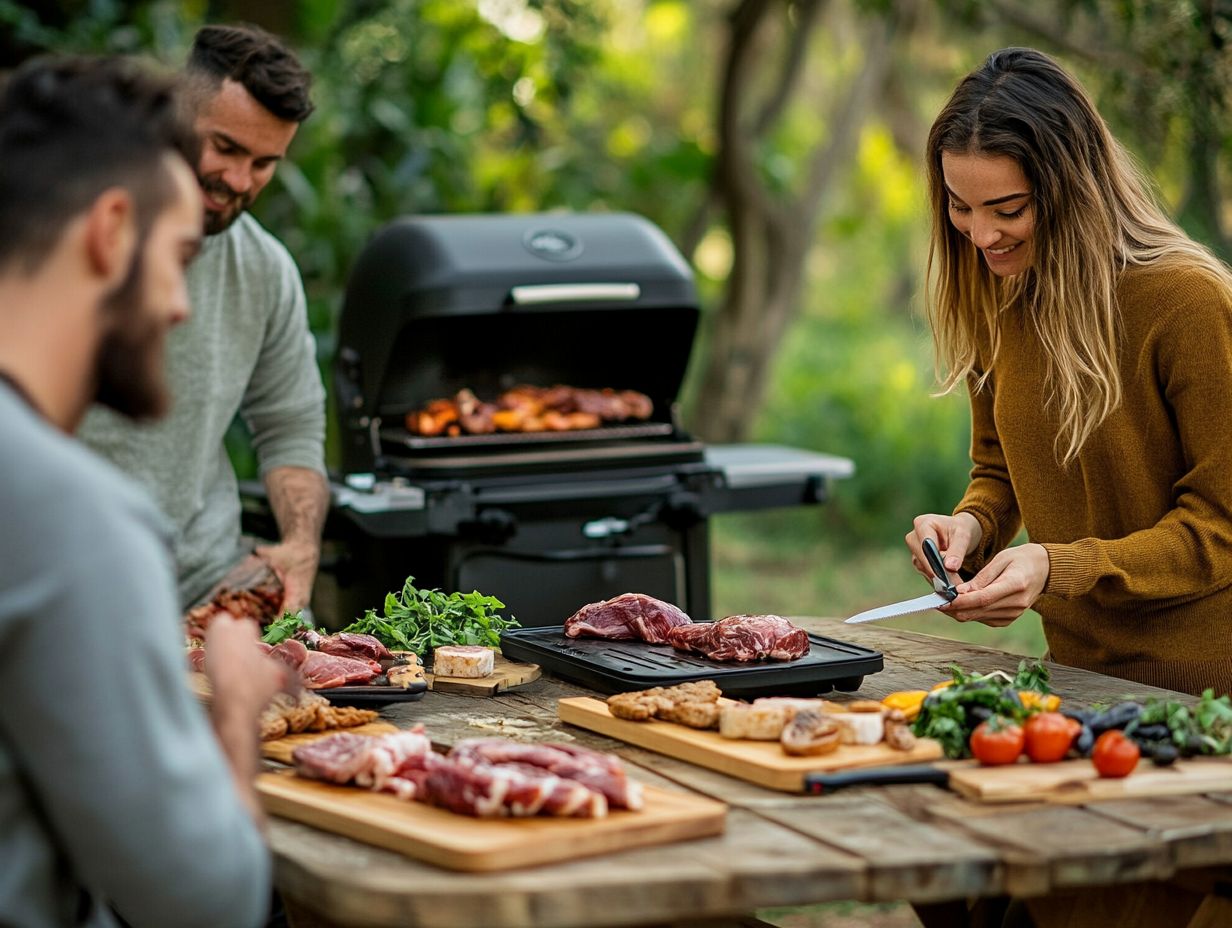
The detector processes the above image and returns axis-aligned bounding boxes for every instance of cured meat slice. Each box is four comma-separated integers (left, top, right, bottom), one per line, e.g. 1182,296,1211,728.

292,732,381,784
666,614,810,662
300,650,381,688
448,739,642,810
420,760,607,818
563,593,692,644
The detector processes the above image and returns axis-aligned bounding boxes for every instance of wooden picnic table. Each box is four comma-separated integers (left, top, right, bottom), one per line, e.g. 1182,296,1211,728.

271,617,1232,928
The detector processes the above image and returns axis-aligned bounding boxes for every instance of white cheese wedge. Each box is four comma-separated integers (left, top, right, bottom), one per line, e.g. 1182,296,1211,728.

719,703,789,740
825,711,884,745
433,645,495,678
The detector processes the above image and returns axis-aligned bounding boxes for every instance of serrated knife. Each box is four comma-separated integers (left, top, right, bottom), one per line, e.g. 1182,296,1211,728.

844,538,959,624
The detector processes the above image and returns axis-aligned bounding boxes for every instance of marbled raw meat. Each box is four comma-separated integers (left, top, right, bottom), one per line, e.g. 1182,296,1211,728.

666,614,810,662
563,593,691,644
299,629,393,662
299,650,381,688
420,760,607,818
449,739,642,810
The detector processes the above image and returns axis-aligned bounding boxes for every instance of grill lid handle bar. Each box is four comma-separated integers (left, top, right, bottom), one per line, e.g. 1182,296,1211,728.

508,283,641,305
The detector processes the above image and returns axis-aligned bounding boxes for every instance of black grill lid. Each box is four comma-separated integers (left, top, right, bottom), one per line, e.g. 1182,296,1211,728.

336,212,700,438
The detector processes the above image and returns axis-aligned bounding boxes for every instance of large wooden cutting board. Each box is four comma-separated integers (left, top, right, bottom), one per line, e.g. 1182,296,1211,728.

558,696,943,792
947,756,1232,804
425,653,541,696
257,770,726,872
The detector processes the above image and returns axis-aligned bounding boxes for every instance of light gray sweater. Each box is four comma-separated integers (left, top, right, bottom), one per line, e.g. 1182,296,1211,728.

0,383,269,927
80,212,327,607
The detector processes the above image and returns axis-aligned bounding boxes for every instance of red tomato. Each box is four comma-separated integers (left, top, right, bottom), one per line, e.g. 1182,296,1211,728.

970,718,1025,766
1023,711,1081,763
1092,730,1140,778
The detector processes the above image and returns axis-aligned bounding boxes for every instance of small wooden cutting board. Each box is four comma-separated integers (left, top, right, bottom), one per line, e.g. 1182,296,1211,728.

425,653,541,696
558,696,943,792
257,770,726,872
947,756,1232,804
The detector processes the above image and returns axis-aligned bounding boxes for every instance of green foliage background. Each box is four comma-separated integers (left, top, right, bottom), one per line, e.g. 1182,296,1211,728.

6,0,1227,655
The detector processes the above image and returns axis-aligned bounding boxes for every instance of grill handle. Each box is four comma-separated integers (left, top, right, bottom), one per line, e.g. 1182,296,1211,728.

508,283,641,305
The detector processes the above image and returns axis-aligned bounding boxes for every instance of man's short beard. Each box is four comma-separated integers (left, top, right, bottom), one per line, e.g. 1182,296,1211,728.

200,175,251,235
94,249,171,421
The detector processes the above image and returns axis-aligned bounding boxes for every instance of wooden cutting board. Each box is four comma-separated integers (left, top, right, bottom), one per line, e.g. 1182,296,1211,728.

261,721,399,765
257,770,726,872
947,756,1232,804
558,696,943,792
425,653,541,696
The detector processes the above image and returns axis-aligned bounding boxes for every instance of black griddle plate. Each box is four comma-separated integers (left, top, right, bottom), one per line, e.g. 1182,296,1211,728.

499,626,882,698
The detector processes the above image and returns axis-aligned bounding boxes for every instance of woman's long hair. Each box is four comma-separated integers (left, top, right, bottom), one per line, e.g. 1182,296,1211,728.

925,47,1232,464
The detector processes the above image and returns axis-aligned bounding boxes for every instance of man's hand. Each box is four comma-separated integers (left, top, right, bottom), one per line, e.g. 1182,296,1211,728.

254,539,317,613
203,616,288,822
945,543,1050,627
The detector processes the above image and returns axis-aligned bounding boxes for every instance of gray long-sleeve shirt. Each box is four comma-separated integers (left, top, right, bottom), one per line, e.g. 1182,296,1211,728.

79,212,327,607
0,383,269,927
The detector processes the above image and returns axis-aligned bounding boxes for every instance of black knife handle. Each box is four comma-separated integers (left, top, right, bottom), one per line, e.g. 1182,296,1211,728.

803,764,949,795
922,537,957,599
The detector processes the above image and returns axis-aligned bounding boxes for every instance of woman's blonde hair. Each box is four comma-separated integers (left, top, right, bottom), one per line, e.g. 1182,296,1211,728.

925,47,1232,464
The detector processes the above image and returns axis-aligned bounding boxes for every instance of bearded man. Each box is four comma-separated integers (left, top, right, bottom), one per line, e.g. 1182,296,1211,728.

0,55,284,926
81,23,329,617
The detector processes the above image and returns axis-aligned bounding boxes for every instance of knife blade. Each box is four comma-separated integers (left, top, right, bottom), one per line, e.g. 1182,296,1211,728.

844,537,958,624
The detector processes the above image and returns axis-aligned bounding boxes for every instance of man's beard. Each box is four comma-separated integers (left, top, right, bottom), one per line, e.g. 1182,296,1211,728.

94,251,172,421
200,175,253,235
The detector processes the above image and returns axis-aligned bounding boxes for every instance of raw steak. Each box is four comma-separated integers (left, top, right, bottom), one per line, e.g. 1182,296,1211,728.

420,760,607,818
563,593,692,644
298,629,393,662
293,728,436,800
300,650,381,688
666,614,810,662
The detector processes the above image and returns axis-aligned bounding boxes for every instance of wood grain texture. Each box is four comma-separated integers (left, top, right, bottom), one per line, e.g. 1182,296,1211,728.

558,696,943,792
258,770,726,872
426,653,541,696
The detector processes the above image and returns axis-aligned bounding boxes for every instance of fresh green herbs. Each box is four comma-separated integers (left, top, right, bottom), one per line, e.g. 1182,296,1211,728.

911,661,1050,759
342,576,518,655
261,611,310,645
1133,689,1232,756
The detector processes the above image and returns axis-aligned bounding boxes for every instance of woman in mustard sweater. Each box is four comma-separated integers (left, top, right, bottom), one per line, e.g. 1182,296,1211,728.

906,47,1232,696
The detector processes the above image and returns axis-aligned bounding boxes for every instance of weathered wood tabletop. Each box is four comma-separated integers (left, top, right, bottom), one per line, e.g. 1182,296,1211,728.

270,618,1232,928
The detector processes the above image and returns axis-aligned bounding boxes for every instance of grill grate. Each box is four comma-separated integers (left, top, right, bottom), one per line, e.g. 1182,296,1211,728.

379,421,676,452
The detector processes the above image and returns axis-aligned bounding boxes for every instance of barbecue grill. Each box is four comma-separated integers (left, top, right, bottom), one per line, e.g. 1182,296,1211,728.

249,212,853,629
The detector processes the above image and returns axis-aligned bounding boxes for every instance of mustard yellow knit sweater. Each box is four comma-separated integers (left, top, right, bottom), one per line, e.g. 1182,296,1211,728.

956,262,1232,696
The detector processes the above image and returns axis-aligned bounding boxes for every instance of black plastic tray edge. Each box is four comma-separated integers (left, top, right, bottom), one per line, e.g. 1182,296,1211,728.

498,628,883,697
319,679,428,708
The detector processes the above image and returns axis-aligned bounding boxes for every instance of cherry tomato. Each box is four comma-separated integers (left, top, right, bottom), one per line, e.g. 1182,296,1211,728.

1092,730,1140,778
1023,711,1082,763
970,718,1025,766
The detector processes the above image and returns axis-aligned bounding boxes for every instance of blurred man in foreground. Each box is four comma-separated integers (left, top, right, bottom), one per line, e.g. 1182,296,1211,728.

0,55,282,927
81,23,329,619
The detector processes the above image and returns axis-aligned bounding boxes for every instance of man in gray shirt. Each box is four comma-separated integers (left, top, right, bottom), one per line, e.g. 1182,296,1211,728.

0,56,283,926
81,24,330,614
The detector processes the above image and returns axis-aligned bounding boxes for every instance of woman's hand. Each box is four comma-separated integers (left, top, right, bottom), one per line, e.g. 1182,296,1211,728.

947,543,1050,627
906,511,983,579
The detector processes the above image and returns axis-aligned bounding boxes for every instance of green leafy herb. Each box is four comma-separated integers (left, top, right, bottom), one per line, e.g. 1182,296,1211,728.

1012,658,1051,694
1135,689,1232,755
342,576,519,656
261,611,309,645
911,663,1038,759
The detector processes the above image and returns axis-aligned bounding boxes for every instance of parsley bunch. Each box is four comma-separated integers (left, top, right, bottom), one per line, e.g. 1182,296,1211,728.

342,576,518,656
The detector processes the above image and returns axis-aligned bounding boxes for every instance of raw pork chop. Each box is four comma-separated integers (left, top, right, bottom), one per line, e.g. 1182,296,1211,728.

666,614,810,662
563,593,691,644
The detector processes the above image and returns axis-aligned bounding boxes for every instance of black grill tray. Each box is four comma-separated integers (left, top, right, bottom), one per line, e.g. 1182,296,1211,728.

499,626,882,698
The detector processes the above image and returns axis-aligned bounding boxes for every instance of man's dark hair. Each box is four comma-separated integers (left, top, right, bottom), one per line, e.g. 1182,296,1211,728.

187,24,313,123
0,55,200,274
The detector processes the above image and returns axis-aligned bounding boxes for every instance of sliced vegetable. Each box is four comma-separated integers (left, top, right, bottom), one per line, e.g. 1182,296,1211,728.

882,690,929,722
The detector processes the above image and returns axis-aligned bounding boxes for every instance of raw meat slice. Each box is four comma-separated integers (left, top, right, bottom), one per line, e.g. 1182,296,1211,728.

448,739,642,810
563,593,692,644
300,650,381,688
666,614,810,662
297,629,393,663
270,638,309,669
292,732,381,784
420,760,607,818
